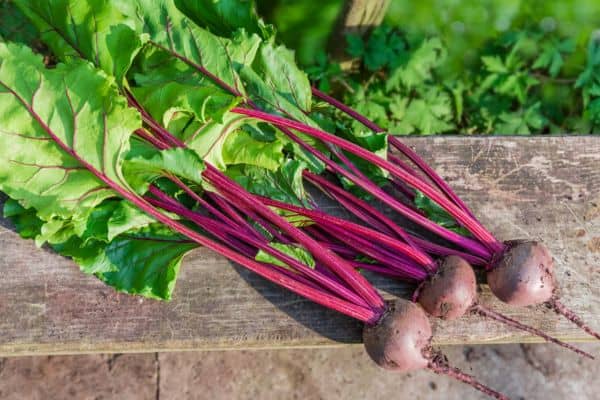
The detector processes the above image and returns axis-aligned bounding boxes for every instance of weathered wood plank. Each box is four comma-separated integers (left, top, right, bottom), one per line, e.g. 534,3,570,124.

0,136,598,356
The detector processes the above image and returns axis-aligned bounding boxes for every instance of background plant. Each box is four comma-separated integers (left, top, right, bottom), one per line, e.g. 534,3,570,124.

259,0,600,135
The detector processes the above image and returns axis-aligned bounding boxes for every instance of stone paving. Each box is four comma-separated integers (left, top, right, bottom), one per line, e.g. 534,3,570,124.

0,343,598,399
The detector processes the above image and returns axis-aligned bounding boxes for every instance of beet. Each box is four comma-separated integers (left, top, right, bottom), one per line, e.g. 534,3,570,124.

417,256,477,320
487,241,555,307
417,254,593,358
363,299,509,399
489,240,600,340
363,299,432,371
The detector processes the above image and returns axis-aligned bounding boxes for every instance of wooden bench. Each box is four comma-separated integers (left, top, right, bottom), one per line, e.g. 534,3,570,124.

1,136,598,356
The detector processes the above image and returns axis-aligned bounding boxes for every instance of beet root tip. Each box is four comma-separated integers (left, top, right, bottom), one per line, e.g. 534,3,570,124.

417,256,477,320
487,241,555,307
363,299,432,372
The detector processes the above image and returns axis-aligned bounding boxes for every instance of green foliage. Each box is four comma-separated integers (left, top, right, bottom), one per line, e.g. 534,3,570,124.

6,0,599,305
0,43,136,221
0,0,39,46
414,192,470,236
93,225,195,300
309,25,600,135
226,160,309,207
0,42,198,300
255,242,315,270
14,0,145,83
346,25,406,72
123,146,206,193
174,0,272,39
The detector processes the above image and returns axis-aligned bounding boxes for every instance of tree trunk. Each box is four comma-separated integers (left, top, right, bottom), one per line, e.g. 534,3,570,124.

328,0,391,69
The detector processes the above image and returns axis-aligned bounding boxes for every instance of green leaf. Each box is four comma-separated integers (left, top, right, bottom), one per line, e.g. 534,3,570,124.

0,42,140,222
97,224,196,300
255,242,315,271
131,80,238,126
52,236,114,274
305,52,341,93
532,38,574,77
136,1,313,120
241,121,277,142
390,89,454,135
337,130,389,197
105,201,156,241
174,0,271,39
3,198,43,239
182,113,247,171
15,0,144,83
131,0,262,97
123,147,206,193
414,191,470,236
129,1,321,169
589,97,600,127
348,26,406,72
345,34,365,58
576,35,600,89
386,38,444,90
221,129,284,171
494,102,547,135
481,55,508,74
237,63,314,126
54,223,196,300
227,160,309,207
0,0,39,46
252,42,312,112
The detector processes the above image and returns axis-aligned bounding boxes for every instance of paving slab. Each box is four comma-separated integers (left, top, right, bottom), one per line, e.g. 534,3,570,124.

0,353,157,400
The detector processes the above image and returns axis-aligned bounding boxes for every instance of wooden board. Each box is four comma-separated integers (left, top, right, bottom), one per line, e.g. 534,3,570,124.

0,136,599,356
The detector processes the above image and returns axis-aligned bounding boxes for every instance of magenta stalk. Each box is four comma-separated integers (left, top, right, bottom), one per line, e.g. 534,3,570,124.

230,106,501,256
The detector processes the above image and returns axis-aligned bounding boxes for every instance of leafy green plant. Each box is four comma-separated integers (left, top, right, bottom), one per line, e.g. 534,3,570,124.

309,25,600,135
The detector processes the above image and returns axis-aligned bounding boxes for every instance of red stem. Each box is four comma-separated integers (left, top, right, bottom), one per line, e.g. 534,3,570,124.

310,87,504,254
232,106,497,257
156,47,496,257
202,165,385,310
304,171,487,265
351,262,416,280
147,188,370,308
257,195,434,270
322,223,428,279
125,90,386,312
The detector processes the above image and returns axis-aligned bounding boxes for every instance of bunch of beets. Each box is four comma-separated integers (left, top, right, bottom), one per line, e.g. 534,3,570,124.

0,1,597,398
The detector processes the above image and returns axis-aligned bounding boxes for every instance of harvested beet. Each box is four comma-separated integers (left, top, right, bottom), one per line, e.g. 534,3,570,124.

417,256,477,320
259,198,595,358
489,241,600,340
363,299,432,371
363,299,509,399
417,255,593,358
487,241,555,307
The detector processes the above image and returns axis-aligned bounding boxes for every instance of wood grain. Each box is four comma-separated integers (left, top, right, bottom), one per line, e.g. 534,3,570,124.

0,136,598,356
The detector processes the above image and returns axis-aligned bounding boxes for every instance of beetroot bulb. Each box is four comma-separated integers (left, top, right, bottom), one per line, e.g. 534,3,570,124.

363,299,508,400
302,87,600,341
